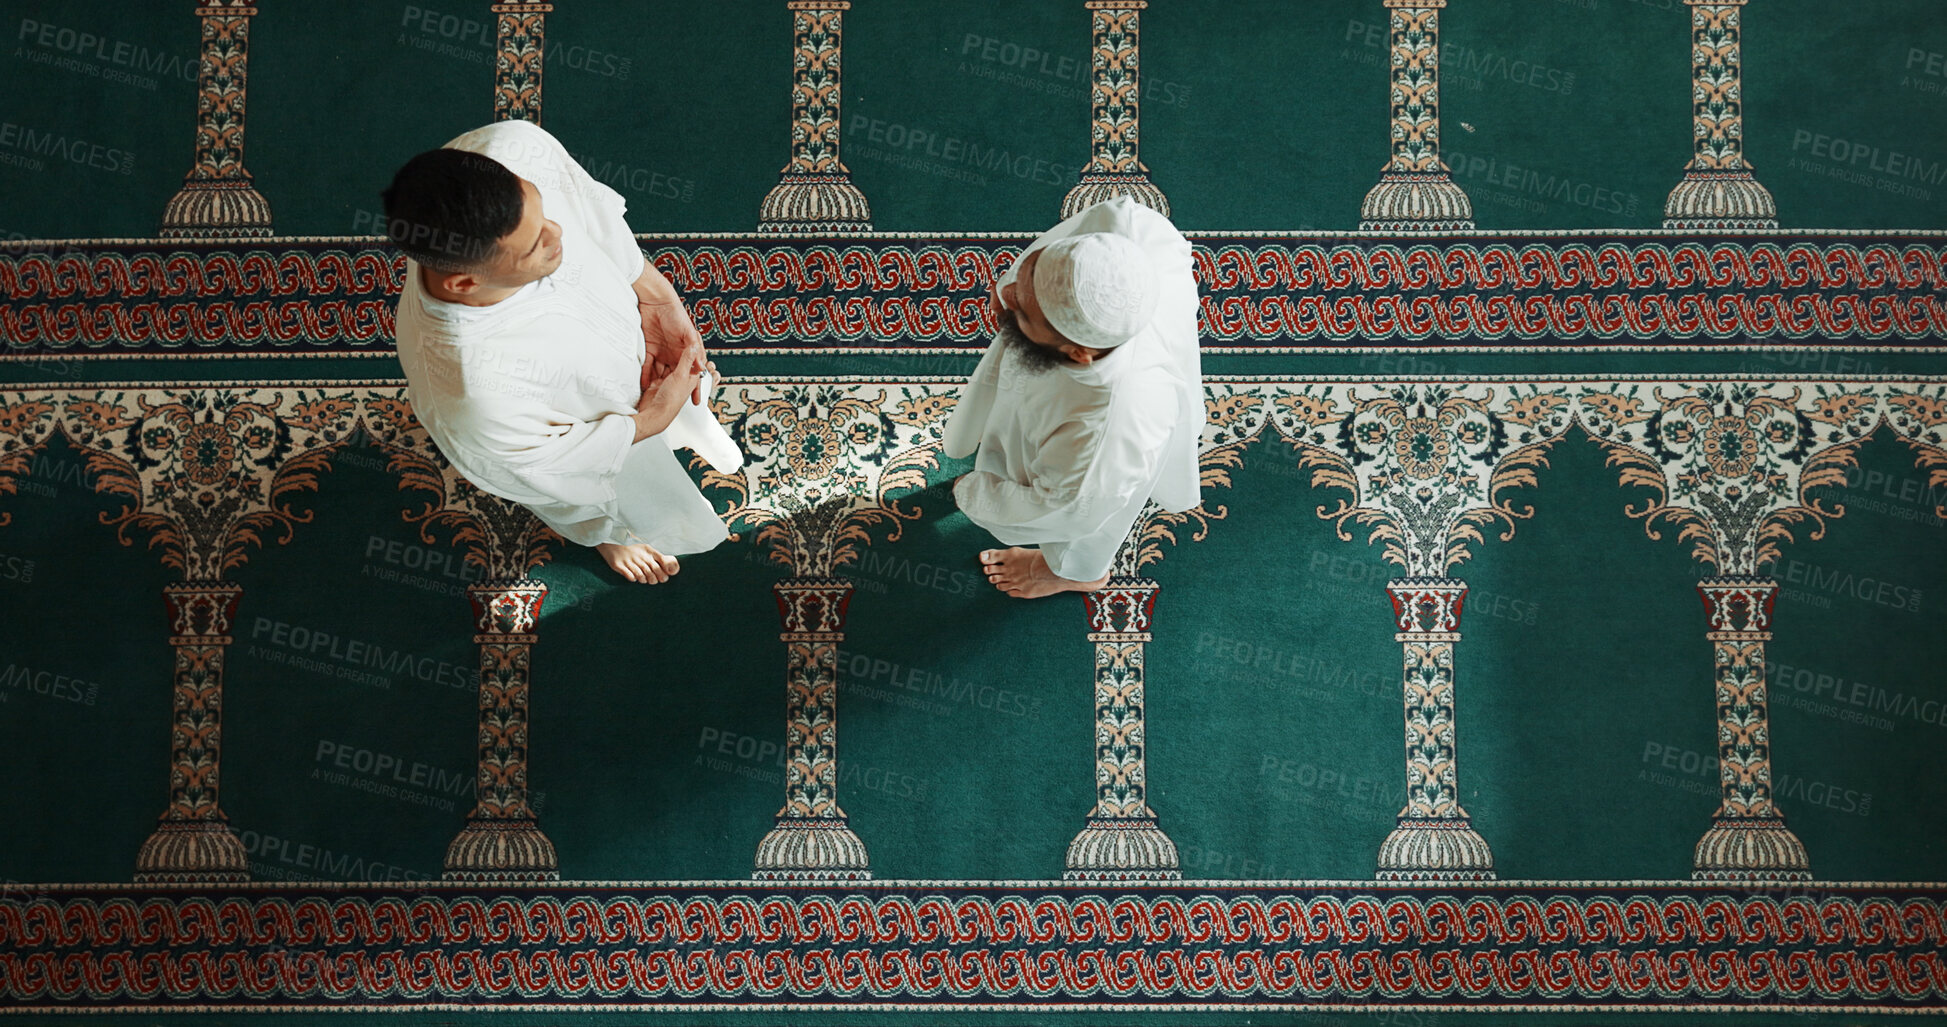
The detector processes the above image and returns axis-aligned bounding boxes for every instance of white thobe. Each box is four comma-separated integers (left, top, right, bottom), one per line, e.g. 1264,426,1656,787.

943,196,1203,582
392,118,738,554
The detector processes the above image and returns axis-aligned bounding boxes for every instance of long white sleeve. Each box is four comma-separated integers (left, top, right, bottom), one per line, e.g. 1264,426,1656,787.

433,384,636,509
953,377,1173,548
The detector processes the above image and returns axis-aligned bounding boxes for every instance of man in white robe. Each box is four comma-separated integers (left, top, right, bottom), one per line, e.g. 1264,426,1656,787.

943,195,1203,599
384,119,741,584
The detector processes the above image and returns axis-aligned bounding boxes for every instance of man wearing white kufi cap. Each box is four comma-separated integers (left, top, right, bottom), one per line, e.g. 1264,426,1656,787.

944,195,1203,599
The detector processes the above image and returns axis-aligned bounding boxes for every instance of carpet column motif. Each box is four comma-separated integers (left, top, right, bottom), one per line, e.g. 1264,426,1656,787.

491,3,552,123
1692,576,1810,879
1578,382,1877,876
443,579,559,880
1376,577,1495,880
755,578,871,879
351,393,568,878
1359,0,1473,230
1066,576,1180,880
1060,1,1170,218
713,383,957,877
160,1,273,238
1665,0,1777,228
61,388,357,882
757,1,873,231
134,581,251,882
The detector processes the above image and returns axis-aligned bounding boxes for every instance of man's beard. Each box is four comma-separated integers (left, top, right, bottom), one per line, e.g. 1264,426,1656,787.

996,309,1066,374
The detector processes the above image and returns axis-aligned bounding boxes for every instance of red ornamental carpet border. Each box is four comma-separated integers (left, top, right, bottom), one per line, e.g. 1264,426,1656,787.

2,883,1944,1012
1,233,1944,358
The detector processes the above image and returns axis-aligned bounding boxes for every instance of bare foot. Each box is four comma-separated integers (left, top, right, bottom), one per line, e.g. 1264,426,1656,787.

978,547,1109,599
597,541,680,584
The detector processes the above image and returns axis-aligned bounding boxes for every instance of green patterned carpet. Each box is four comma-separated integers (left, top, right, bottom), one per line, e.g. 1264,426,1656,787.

1,0,1945,1023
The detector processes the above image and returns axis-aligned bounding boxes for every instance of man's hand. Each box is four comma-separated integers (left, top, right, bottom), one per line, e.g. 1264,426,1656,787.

639,298,707,402
632,343,703,443
633,258,710,405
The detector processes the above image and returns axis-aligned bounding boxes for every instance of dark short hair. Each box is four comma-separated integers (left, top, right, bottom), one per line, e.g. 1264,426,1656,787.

379,148,525,273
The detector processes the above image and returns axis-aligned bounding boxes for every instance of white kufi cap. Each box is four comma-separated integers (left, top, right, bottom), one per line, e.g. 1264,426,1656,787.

1031,232,1158,349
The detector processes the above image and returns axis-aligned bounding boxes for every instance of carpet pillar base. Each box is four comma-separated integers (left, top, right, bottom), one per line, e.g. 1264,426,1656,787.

160,180,274,239
1375,818,1496,881
443,818,560,882
753,817,871,881
134,819,250,883
1664,170,1778,230
1359,172,1474,231
757,175,872,233
1064,817,1181,881
1693,817,1811,881
1061,174,1171,219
